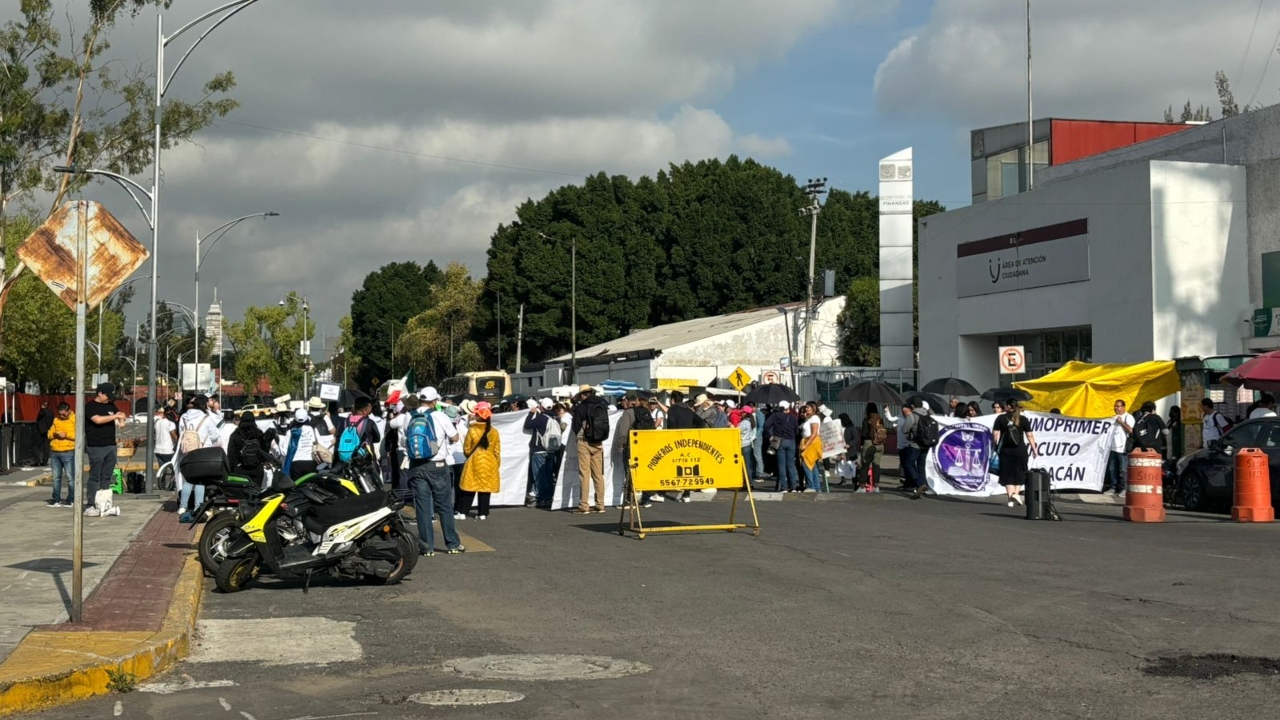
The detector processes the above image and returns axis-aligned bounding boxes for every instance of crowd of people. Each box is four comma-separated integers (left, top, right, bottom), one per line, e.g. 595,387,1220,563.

39,378,1212,550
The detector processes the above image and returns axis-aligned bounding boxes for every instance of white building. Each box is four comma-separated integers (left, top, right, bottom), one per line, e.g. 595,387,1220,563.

513,298,846,393
920,154,1251,391
204,300,224,356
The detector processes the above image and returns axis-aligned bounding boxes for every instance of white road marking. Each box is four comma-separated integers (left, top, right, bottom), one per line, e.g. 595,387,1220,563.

281,714,377,720
219,698,232,711
239,713,256,720
113,700,123,716
192,619,361,666
137,678,237,694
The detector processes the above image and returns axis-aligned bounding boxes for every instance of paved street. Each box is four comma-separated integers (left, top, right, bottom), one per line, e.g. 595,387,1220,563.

14,490,1280,719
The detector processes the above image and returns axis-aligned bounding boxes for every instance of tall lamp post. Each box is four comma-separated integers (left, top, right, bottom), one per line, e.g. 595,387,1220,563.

52,0,263,494
537,231,575,384
800,177,827,366
280,293,310,398
194,212,278,384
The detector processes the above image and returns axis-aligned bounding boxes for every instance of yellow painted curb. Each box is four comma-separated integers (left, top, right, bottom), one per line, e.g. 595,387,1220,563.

0,544,203,715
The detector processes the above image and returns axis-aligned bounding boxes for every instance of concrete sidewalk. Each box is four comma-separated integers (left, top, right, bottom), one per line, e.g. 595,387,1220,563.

0,490,202,716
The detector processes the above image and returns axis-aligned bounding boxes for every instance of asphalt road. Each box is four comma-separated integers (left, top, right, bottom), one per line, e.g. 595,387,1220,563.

20,491,1280,720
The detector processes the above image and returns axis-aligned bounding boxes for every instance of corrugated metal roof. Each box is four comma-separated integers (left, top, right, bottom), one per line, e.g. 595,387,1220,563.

552,302,804,362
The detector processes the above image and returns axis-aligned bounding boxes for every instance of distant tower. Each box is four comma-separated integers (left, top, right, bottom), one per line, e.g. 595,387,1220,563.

205,288,224,357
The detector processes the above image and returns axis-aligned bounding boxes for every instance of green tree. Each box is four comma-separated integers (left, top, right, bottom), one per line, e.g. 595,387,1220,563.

837,276,879,366
397,262,483,383
224,294,313,398
330,314,360,388
349,260,440,388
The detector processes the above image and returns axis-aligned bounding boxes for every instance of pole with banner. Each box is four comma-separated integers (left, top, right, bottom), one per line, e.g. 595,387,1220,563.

621,428,760,539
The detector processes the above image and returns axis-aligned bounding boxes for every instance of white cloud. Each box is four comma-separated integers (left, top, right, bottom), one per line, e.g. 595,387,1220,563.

3,0,885,334
874,0,1280,126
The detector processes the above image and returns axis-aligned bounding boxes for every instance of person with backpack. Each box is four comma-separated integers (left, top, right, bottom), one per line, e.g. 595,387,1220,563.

989,400,1039,507
570,384,612,514
401,389,464,555
1133,401,1169,457
336,397,382,469
228,411,274,490
1201,397,1231,447
176,394,222,523
457,401,501,520
523,399,559,509
908,401,942,500
613,392,657,507
858,404,888,489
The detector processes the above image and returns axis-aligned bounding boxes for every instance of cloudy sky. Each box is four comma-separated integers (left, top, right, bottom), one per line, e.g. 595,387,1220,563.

14,0,1280,352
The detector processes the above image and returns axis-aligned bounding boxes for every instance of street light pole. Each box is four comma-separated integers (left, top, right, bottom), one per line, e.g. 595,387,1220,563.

800,178,827,366
194,212,278,388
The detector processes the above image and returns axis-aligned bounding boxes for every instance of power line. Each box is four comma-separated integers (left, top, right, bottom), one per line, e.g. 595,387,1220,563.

1245,18,1280,109
215,118,586,178
1237,0,1266,92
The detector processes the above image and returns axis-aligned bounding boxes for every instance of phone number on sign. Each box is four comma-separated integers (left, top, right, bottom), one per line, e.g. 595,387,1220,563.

657,477,714,488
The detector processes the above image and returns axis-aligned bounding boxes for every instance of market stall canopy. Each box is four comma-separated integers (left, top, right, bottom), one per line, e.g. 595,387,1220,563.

1223,350,1280,391
1013,360,1179,418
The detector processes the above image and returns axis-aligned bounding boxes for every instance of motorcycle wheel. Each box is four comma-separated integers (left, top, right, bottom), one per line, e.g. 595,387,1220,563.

199,511,242,577
215,551,259,594
375,534,419,585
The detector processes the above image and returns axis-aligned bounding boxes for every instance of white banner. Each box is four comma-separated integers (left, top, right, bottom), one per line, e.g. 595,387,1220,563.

489,408,628,509
926,412,1112,496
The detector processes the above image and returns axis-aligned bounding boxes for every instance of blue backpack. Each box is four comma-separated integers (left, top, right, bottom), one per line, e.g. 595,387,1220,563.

337,417,366,463
405,411,440,461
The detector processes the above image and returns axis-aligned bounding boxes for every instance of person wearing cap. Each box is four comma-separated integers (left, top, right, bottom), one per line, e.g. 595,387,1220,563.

734,404,758,481
84,383,127,513
404,388,465,555
458,401,501,520
176,395,222,522
523,398,556,508
448,397,473,518
570,384,612,513
763,400,799,492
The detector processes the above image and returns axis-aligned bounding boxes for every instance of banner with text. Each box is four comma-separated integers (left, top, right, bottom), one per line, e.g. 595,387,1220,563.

926,412,1112,496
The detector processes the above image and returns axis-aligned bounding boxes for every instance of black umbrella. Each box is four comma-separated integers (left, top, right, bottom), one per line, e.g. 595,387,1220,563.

837,381,905,406
742,383,801,405
921,377,981,397
904,392,946,414
981,387,1033,403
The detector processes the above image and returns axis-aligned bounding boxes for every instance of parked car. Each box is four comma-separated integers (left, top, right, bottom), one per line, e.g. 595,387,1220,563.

130,412,151,424
1175,417,1280,511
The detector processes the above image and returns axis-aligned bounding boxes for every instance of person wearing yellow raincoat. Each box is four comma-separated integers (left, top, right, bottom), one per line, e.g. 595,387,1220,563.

457,401,501,520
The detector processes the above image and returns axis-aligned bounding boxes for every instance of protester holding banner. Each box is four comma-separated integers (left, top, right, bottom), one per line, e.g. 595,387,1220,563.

991,401,1038,507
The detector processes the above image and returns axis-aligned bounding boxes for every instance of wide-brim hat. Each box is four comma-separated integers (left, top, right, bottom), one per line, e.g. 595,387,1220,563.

307,396,325,410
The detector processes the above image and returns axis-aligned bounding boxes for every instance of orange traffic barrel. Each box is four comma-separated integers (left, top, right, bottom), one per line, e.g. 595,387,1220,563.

1124,449,1165,523
1232,447,1274,522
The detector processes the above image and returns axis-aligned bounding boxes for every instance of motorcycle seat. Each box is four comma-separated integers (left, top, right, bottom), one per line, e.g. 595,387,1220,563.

305,490,388,531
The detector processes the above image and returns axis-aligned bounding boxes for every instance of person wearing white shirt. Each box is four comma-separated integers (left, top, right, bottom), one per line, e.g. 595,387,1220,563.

1248,393,1276,419
153,410,177,467
405,389,464,555
1201,397,1230,445
1107,399,1134,496
176,395,223,523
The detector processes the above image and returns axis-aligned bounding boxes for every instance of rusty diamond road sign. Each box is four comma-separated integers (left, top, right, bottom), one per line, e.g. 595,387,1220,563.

17,201,149,311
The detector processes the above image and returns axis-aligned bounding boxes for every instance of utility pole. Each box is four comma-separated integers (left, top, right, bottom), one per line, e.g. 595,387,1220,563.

72,201,88,622
800,177,827,366
515,303,524,374
1027,0,1034,192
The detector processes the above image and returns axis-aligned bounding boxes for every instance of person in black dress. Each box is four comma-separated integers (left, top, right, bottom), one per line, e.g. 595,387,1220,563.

991,400,1038,508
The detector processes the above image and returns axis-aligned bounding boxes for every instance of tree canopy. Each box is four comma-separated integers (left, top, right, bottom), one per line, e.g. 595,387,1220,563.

396,262,484,383
224,294,314,399
349,260,440,388
480,156,944,367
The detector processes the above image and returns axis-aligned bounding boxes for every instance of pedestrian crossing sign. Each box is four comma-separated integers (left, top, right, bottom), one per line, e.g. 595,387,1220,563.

728,366,752,392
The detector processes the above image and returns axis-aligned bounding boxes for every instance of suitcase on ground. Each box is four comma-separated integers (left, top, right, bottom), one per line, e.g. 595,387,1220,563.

1025,468,1051,521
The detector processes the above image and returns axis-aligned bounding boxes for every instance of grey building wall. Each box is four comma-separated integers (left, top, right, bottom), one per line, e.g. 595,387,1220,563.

1246,158,1280,307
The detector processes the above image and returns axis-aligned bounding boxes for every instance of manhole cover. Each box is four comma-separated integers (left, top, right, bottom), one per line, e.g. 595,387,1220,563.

1145,654,1280,680
409,689,525,706
442,654,652,681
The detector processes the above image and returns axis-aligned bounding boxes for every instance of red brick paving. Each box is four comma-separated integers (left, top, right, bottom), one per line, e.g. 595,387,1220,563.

44,509,194,633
